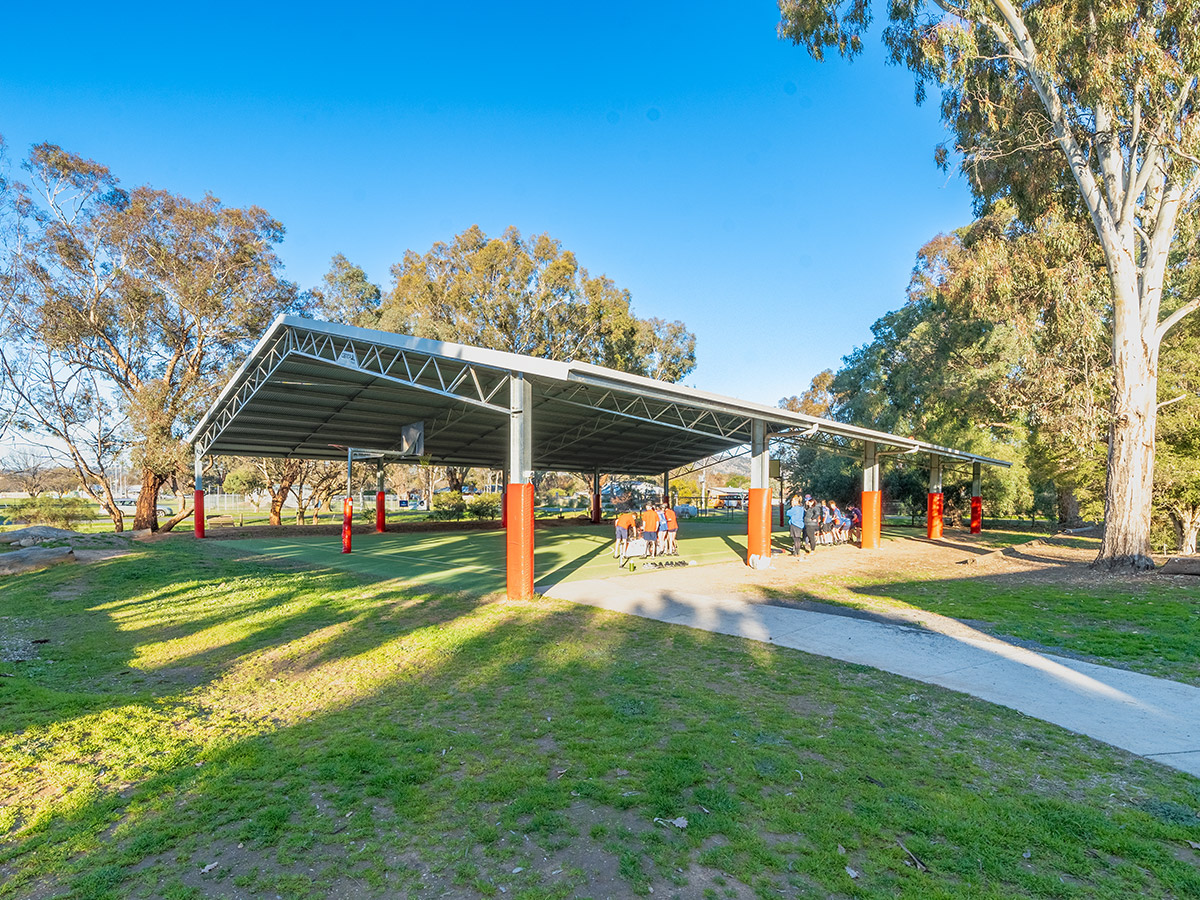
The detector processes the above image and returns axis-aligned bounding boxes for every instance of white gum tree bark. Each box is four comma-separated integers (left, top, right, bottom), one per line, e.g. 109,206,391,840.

780,0,1200,569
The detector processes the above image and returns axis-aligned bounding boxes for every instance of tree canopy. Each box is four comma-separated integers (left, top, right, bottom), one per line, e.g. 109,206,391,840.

377,225,696,382
311,253,382,328
0,142,297,530
799,202,1200,548
779,0,1200,567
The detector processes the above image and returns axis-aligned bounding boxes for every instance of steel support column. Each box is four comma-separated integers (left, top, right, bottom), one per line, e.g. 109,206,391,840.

747,419,772,568
591,468,602,524
774,458,785,527
506,375,535,599
970,461,983,534
861,441,881,550
193,451,205,539
927,453,944,540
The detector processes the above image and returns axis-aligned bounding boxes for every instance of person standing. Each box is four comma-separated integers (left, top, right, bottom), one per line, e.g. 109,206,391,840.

803,495,820,554
656,503,670,554
849,505,862,544
641,503,660,557
818,500,833,545
786,496,806,557
662,503,679,554
614,509,636,561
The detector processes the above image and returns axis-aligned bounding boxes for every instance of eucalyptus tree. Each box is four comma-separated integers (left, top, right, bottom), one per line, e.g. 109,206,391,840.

0,134,23,444
379,225,696,379
312,253,381,329
4,143,296,532
1155,313,1200,553
779,0,1200,568
378,225,696,488
826,205,1111,521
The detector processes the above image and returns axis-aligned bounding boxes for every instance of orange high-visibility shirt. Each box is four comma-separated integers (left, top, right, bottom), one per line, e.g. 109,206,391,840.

641,510,659,533
616,512,636,529
663,508,678,529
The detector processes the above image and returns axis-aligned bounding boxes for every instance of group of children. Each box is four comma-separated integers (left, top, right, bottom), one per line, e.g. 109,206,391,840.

785,495,863,556
613,502,679,563
817,498,861,545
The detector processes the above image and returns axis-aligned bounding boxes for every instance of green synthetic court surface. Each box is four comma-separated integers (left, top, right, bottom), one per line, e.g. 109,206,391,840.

228,517,911,594
230,516,776,594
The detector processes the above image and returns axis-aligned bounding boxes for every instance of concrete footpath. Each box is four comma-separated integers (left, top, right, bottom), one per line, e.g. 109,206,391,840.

541,572,1200,779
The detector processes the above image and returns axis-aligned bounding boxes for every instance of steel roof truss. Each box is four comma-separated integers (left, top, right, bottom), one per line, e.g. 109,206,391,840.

194,332,294,456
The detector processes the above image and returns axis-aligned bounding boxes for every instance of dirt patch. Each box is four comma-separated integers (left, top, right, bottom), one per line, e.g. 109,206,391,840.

601,529,1187,609
0,616,40,665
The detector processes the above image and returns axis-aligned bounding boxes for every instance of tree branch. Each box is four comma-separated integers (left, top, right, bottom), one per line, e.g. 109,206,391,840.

1156,297,1200,344
986,0,1119,247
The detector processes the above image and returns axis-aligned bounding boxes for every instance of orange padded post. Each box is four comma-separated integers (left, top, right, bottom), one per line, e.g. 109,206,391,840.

860,490,881,549
342,498,353,553
927,493,943,540
376,491,386,532
506,483,535,599
194,490,205,539
970,496,982,534
747,487,771,566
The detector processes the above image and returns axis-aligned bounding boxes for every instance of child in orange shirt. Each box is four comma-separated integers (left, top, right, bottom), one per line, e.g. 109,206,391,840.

641,504,659,557
614,510,636,560
662,505,679,555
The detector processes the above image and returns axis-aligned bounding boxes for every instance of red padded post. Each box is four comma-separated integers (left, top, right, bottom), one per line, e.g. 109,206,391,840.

970,496,982,534
927,493,944,540
376,491,386,533
342,498,353,553
194,490,205,539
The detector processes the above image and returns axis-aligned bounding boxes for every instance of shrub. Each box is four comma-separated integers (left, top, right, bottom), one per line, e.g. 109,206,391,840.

467,493,501,520
5,497,92,529
429,492,467,520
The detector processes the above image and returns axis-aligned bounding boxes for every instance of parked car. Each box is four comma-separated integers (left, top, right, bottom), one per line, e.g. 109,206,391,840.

114,498,174,517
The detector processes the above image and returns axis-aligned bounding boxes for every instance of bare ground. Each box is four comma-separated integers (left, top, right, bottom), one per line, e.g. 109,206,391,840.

622,528,1193,602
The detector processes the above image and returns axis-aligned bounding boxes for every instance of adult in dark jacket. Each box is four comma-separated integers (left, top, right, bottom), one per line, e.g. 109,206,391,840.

802,495,820,554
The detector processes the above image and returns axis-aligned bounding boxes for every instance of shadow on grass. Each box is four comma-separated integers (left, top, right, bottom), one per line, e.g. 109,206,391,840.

0,545,497,736
4,542,1200,900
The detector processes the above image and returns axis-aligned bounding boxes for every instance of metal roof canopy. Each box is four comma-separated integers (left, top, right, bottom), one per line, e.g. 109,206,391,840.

188,316,1011,476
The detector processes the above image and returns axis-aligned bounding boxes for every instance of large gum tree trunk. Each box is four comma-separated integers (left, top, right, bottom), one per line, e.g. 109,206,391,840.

268,486,290,526
1170,508,1200,555
133,470,167,532
267,462,302,526
1097,327,1157,570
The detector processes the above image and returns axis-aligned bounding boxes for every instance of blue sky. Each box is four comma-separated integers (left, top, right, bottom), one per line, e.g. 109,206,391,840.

0,1,974,406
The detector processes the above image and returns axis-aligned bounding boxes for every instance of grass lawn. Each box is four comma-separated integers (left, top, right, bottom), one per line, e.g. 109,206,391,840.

770,529,1200,686
2,538,1200,899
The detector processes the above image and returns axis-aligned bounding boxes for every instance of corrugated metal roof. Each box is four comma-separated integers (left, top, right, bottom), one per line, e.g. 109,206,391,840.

188,316,1011,474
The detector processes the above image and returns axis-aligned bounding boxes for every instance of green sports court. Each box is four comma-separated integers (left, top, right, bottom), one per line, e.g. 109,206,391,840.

231,515,781,595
